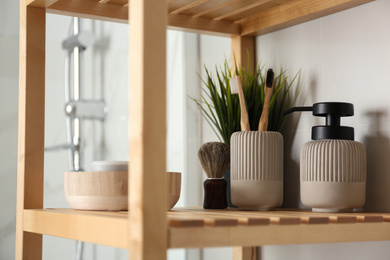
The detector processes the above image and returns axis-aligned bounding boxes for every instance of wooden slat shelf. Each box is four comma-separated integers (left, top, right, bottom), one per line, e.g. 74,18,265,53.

17,0,380,259
23,208,390,249
27,0,374,36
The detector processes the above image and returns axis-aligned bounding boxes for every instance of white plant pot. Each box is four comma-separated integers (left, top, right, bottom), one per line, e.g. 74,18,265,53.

300,139,366,212
230,131,283,210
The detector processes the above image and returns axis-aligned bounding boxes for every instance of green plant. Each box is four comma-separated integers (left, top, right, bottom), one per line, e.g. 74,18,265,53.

192,59,300,145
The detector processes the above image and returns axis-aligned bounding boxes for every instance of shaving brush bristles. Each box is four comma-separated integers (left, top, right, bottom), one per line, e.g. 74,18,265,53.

198,142,230,178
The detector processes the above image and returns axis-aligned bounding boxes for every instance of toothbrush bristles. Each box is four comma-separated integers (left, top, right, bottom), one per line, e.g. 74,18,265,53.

266,69,274,88
230,77,239,94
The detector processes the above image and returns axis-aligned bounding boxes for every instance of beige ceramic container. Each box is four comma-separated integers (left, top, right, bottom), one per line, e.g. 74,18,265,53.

230,131,283,210
91,161,128,172
65,165,181,211
301,139,366,212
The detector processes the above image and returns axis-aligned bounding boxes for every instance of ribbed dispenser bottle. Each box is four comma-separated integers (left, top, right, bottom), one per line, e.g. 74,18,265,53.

284,102,366,212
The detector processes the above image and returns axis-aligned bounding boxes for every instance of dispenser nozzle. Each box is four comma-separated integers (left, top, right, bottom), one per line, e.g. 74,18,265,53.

283,102,355,140
283,106,313,115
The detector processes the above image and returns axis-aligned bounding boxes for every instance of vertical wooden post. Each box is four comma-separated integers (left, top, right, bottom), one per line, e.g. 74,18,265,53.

231,36,258,260
129,0,167,260
233,246,258,260
16,2,46,260
231,35,255,74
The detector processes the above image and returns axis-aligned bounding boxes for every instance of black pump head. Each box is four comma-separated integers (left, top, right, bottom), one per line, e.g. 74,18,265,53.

284,102,355,140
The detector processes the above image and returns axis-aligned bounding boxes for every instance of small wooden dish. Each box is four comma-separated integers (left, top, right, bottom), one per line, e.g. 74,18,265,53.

65,171,128,211
167,172,181,210
64,171,181,211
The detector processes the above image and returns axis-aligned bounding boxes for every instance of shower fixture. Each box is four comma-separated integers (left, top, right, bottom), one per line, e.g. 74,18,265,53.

46,18,107,173
45,17,107,260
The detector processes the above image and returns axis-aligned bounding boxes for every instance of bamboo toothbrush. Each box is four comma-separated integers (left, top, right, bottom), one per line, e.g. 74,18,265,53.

258,68,274,131
230,76,250,131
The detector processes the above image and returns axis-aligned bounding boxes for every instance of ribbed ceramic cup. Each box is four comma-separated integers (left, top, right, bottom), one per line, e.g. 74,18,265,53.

301,139,366,212
230,131,283,210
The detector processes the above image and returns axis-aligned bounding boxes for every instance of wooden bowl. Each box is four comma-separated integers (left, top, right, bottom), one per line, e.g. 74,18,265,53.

64,171,181,211
167,172,181,210
64,171,128,211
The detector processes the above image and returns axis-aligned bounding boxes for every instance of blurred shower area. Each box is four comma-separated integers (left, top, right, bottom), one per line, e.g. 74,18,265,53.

0,0,232,259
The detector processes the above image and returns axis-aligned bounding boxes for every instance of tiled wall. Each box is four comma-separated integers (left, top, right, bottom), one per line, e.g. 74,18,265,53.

257,0,390,259
0,1,19,259
258,0,390,212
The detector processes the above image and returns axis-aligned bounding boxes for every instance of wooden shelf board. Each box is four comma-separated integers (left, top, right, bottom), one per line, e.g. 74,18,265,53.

44,0,128,23
40,0,239,36
23,208,390,249
169,221,390,248
168,208,390,248
240,0,375,36
26,0,374,36
23,209,128,249
168,13,240,37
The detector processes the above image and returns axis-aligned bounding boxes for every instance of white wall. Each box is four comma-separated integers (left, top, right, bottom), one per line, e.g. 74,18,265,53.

257,0,390,259
0,0,19,259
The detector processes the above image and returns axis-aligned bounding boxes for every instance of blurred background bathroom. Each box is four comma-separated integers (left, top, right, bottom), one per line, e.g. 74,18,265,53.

2,0,390,259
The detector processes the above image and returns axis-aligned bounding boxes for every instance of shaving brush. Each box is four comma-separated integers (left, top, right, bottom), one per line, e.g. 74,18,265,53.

198,142,230,209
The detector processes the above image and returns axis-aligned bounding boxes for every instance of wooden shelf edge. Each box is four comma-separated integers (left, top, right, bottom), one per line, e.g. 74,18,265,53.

168,13,240,37
47,0,128,24
45,0,239,36
23,209,128,249
27,0,58,8
240,0,375,36
169,222,390,248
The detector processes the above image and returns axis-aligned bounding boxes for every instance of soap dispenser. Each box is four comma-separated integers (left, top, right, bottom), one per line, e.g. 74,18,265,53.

284,102,366,212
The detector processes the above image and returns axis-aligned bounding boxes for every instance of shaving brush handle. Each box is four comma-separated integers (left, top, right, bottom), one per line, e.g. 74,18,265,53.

203,178,228,209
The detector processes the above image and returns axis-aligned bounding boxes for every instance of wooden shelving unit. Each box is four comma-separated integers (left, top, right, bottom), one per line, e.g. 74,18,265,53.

16,0,378,260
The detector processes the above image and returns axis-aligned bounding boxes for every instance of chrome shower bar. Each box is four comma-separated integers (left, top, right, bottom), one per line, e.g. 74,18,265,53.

45,17,106,173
